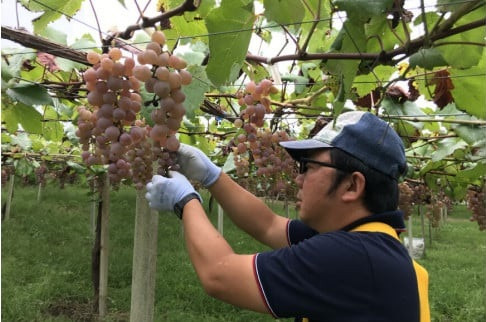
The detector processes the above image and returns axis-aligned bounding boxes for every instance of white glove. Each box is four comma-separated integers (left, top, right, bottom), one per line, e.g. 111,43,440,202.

145,171,202,218
177,143,222,187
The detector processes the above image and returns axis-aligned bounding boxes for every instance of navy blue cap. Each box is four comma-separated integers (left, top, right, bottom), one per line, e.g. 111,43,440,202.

280,111,407,179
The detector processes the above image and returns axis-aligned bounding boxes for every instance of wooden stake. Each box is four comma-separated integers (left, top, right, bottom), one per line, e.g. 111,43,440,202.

217,204,224,236
408,215,414,257
130,188,159,322
37,182,42,202
419,206,426,257
99,174,110,317
5,174,15,220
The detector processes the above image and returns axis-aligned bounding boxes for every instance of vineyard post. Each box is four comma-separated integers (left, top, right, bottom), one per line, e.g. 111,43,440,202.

91,191,97,237
408,215,414,257
439,207,444,227
419,206,426,257
37,182,42,202
5,174,15,220
428,216,433,248
285,197,289,218
130,188,159,322
99,174,110,317
217,204,224,236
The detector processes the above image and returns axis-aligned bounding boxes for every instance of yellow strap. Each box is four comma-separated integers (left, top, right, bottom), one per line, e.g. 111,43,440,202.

351,222,430,322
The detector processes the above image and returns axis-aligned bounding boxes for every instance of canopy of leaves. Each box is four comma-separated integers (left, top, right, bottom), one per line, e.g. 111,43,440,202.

2,0,485,198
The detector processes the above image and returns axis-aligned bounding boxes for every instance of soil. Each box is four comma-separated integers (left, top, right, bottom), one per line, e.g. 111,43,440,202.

43,298,129,322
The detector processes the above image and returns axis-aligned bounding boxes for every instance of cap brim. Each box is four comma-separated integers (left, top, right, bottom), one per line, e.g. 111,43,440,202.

279,139,332,161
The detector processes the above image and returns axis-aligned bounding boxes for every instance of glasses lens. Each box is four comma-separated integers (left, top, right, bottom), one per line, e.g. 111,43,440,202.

299,160,307,174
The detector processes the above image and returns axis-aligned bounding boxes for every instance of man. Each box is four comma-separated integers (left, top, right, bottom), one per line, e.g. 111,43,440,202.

145,111,430,322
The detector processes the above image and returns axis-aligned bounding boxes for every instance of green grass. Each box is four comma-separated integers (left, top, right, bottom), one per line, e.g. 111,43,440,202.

2,183,485,321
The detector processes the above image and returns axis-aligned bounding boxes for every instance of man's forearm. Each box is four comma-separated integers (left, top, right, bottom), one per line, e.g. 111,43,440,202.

208,172,289,249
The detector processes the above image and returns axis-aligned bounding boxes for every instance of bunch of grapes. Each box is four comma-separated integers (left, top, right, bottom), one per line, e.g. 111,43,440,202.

236,79,277,127
34,163,48,187
230,79,297,199
425,199,443,228
398,182,414,219
466,183,486,231
76,30,192,188
410,182,431,205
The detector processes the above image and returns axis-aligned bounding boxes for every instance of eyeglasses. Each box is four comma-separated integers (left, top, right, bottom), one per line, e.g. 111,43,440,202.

298,157,349,174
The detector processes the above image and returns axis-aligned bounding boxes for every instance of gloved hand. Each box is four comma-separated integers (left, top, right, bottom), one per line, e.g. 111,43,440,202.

177,143,222,187
145,171,202,218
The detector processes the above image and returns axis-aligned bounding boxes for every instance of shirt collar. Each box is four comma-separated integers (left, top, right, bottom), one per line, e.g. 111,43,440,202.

340,210,406,233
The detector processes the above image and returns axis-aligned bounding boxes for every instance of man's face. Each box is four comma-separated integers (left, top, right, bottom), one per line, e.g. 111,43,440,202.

294,150,340,229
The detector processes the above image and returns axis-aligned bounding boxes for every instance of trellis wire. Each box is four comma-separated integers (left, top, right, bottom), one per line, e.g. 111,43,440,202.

6,0,483,57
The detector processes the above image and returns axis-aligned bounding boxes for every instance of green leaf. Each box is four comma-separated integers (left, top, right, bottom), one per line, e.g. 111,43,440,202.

366,14,408,52
118,0,126,8
450,65,486,119
205,1,255,86
242,62,270,83
2,103,43,134
409,48,448,70
263,0,305,25
457,162,486,183
42,106,64,141
222,152,236,173
281,75,309,94
325,21,364,114
71,33,98,51
436,6,486,68
30,0,84,34
431,137,468,162
30,135,46,152
1,133,12,144
334,0,394,22
181,65,211,119
11,132,32,150
354,65,395,96
1,49,36,80
6,83,53,106
38,26,67,45
171,15,208,45
55,57,85,72
455,124,486,146
67,161,86,172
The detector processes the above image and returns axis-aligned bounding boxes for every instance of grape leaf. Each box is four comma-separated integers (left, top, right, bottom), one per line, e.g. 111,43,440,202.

436,6,486,68
334,0,394,22
28,0,84,34
409,48,448,70
205,1,255,86
456,163,486,184
263,0,305,26
182,65,210,119
170,15,208,45
11,132,32,150
450,65,486,119
431,137,468,162
6,83,53,106
42,106,64,142
354,65,395,96
38,26,67,45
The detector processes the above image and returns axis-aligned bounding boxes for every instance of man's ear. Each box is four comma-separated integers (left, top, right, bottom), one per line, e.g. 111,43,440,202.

341,172,366,202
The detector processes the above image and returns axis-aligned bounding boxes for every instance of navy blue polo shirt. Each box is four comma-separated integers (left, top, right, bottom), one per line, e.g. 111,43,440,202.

253,211,420,322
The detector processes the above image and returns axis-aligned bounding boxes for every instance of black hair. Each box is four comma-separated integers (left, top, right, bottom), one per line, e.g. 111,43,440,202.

328,148,399,214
